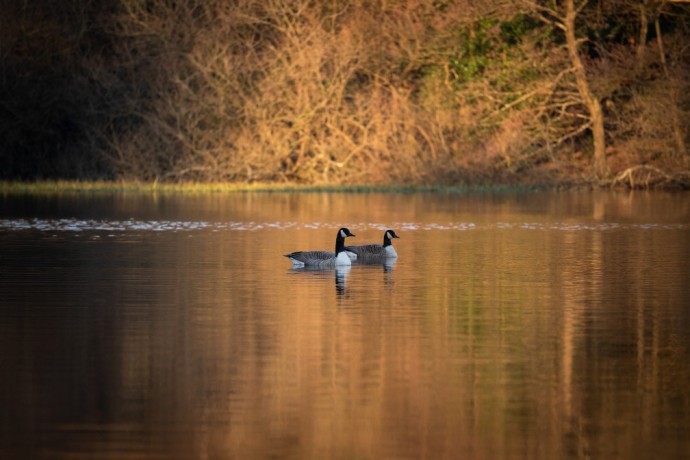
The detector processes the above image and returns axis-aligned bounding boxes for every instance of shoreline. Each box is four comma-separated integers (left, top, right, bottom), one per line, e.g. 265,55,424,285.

2,176,688,195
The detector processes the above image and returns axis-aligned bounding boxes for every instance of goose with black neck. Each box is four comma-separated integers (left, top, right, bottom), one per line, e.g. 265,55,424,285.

285,227,356,267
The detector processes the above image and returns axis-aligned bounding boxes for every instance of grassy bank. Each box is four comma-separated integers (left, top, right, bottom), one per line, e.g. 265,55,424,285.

1,180,545,195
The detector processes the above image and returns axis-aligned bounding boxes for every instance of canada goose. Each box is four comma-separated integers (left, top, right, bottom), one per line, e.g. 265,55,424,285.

285,227,356,267
345,229,399,260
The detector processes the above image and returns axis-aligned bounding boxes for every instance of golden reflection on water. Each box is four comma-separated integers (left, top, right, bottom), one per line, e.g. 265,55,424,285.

0,191,689,459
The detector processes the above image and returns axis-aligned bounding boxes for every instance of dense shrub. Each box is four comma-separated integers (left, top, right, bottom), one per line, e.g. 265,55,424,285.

1,0,688,184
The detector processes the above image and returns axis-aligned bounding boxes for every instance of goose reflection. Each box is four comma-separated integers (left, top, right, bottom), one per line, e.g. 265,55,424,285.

382,257,397,273
334,266,350,296
289,265,351,296
352,255,397,273
356,258,396,288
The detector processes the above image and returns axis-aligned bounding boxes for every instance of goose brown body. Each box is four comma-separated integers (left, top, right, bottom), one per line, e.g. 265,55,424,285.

345,229,399,260
284,228,356,267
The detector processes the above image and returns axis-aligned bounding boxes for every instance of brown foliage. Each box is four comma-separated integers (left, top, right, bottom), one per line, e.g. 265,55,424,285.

94,0,483,184
2,0,689,186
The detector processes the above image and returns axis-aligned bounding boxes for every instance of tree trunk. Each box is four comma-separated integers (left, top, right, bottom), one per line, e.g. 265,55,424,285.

635,2,648,73
564,0,609,179
654,16,687,158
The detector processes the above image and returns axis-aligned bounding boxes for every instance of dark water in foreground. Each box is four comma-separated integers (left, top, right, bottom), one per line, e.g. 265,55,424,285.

1,191,689,459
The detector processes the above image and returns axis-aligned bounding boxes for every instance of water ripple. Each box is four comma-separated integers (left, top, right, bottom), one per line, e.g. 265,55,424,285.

0,218,685,233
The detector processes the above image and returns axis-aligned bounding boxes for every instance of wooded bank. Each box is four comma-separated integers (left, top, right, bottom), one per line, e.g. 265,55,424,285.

2,0,689,188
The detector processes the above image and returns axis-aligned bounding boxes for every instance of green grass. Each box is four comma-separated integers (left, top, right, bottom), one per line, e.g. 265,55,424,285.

0,180,539,195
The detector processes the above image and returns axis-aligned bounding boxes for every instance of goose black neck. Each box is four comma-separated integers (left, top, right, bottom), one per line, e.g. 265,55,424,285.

335,235,346,254
383,234,392,247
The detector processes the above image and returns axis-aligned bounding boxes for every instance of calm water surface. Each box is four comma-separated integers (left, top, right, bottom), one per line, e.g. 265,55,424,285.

1,191,689,459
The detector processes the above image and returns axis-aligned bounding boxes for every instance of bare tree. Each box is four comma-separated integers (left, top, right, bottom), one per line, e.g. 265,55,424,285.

520,0,610,179
69,0,687,185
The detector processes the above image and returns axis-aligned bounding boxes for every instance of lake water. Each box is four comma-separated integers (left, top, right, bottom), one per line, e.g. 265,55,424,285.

1,191,689,459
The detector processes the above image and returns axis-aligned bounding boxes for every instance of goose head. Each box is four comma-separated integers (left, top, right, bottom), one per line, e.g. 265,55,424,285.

383,229,400,246
335,227,355,254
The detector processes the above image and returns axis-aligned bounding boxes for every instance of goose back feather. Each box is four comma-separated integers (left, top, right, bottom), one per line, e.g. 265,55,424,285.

285,228,356,267
345,229,399,260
